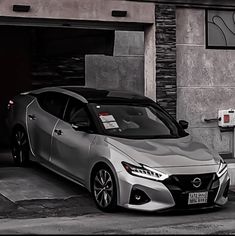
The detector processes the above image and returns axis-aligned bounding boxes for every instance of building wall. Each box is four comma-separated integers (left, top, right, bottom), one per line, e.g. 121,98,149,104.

85,31,144,95
155,4,177,118
176,8,234,154
0,0,154,24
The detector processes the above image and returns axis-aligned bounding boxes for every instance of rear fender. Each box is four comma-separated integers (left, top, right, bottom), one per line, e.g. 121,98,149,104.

7,94,35,137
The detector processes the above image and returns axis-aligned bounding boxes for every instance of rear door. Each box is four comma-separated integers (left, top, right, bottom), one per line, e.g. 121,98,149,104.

50,97,96,182
27,91,68,161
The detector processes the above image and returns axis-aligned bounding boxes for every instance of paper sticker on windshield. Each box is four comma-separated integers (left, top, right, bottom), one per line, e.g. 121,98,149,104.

103,122,119,129
99,114,119,129
99,115,115,123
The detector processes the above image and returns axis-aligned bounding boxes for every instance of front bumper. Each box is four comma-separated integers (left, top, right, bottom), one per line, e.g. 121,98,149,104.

117,170,230,212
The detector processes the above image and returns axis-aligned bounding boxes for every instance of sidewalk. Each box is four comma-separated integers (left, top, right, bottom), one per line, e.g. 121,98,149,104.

229,185,235,192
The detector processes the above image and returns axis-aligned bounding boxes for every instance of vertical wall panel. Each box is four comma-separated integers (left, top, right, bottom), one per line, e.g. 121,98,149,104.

155,4,177,118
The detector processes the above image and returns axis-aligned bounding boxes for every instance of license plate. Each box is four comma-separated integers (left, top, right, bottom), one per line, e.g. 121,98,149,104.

188,192,208,205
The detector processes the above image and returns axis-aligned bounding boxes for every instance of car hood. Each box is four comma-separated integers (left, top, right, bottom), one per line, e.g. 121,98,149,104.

105,135,221,168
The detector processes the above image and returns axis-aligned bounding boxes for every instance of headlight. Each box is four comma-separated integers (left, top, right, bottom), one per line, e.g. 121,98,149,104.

217,160,228,178
122,161,169,181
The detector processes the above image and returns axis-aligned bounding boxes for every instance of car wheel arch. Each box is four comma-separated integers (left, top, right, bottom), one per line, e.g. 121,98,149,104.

11,123,31,155
11,123,27,139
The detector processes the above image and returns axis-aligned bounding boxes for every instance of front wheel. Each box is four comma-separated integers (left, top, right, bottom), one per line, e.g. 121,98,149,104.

92,166,117,212
11,128,30,167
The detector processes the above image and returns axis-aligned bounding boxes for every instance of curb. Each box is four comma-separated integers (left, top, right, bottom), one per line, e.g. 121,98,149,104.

0,193,16,213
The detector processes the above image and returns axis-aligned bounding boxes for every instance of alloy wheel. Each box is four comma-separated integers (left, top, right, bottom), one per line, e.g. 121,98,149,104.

12,129,29,166
93,168,117,211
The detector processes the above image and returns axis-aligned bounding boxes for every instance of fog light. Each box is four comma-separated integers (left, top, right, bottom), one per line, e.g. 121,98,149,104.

211,179,220,189
129,188,150,205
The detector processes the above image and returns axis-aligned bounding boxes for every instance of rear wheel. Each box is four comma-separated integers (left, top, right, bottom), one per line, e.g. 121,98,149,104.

92,165,117,212
11,128,30,167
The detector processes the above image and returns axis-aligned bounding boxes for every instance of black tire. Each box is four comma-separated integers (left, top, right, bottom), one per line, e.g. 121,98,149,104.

91,165,117,212
11,128,30,167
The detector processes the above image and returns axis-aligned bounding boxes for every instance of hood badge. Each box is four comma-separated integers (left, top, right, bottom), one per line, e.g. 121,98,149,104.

191,177,202,188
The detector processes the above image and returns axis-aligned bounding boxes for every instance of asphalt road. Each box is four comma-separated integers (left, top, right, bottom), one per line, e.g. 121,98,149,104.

0,149,235,234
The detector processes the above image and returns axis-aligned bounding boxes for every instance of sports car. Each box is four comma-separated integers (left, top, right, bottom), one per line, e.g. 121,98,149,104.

6,86,230,212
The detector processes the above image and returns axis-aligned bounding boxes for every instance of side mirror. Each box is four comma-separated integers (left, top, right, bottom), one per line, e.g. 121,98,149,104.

179,120,189,130
71,120,90,131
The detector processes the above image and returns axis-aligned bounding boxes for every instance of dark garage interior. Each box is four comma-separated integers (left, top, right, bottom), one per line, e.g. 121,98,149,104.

0,25,115,147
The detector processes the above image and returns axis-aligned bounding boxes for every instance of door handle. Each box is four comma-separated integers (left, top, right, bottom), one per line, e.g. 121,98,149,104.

55,129,63,135
28,114,36,120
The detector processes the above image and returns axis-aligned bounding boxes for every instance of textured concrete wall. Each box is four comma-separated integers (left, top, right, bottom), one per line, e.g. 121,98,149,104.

0,0,154,24
144,23,156,101
114,31,144,56
176,8,235,154
85,55,144,95
85,30,144,95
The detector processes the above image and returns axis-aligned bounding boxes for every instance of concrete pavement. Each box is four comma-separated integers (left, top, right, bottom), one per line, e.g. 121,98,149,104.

0,202,235,234
0,149,235,221
0,166,81,202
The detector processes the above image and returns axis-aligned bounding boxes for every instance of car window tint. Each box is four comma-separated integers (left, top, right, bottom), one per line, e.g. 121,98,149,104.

64,98,89,124
37,92,68,119
92,104,182,138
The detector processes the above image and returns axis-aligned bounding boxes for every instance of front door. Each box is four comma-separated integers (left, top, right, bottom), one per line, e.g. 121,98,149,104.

50,97,95,183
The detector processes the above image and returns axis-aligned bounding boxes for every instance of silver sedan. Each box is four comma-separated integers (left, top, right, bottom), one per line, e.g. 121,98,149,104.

6,86,230,212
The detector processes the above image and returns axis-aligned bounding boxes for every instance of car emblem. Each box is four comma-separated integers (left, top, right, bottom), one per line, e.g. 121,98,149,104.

191,177,202,188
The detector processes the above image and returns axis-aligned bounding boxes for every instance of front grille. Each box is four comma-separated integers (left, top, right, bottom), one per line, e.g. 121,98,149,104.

163,173,219,208
166,173,215,191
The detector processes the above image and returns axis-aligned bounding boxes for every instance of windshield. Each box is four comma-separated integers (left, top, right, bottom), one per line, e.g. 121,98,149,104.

91,103,188,139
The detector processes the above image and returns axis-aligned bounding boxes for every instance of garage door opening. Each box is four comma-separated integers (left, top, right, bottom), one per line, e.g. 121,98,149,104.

31,27,114,88
0,24,146,148
0,25,115,147
1,26,114,89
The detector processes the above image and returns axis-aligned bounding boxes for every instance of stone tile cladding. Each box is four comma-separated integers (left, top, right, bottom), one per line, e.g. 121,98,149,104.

155,4,177,118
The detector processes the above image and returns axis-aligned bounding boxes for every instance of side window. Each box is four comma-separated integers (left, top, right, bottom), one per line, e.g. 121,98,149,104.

37,92,68,119
64,98,89,124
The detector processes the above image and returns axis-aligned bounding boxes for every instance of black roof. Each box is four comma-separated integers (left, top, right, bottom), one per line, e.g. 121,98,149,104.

61,86,153,103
